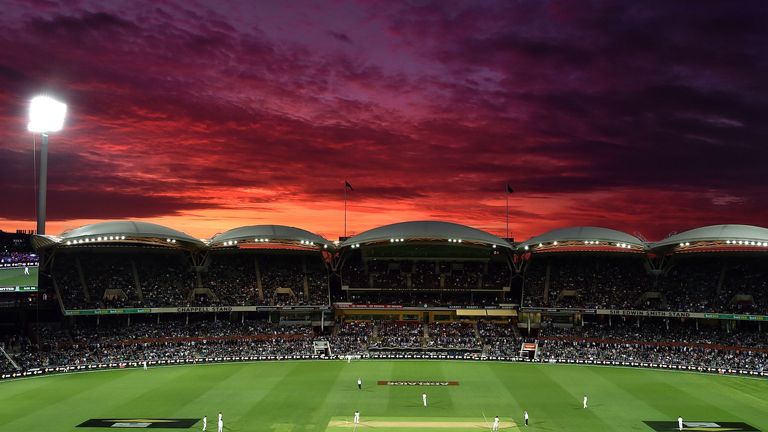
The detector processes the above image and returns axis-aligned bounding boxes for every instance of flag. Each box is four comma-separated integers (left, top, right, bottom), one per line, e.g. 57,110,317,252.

506,184,514,194
345,181,353,191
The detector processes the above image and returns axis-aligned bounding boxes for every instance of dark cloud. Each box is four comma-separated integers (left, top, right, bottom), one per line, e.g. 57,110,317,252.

0,148,221,221
328,31,351,43
26,11,137,37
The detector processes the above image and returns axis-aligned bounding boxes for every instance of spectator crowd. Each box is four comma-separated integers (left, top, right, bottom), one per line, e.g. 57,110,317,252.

52,251,330,309
537,320,768,372
523,255,768,314
2,318,766,375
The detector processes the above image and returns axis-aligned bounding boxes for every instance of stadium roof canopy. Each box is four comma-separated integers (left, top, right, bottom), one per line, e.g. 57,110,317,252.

650,224,768,253
517,226,645,253
35,221,205,249
209,225,331,250
340,221,511,249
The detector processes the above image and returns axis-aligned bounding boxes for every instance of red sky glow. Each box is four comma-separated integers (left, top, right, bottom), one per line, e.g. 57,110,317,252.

1,0,767,242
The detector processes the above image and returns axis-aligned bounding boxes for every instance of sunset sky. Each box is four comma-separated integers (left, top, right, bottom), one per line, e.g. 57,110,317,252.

1,0,767,242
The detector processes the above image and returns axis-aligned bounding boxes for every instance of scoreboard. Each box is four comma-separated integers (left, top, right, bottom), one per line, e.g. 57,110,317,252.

0,259,39,292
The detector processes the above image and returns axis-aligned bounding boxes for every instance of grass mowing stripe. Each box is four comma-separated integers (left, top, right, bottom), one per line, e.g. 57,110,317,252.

577,365,671,429
504,363,616,431
707,372,768,414
627,368,736,423
212,361,300,429
0,370,135,430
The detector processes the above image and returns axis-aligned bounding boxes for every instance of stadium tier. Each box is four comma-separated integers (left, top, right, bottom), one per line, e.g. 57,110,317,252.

2,316,767,377
23,220,767,313
2,221,767,380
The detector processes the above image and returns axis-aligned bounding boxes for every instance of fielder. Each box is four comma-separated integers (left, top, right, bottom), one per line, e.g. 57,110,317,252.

422,393,427,407
357,378,362,390
143,361,147,371
24,266,29,275
524,411,528,427
493,416,500,432
202,415,207,431
678,416,683,431
217,415,223,432
583,394,588,409
354,410,360,424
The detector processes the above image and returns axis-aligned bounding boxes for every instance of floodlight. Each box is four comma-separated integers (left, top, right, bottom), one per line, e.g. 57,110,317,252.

28,96,67,133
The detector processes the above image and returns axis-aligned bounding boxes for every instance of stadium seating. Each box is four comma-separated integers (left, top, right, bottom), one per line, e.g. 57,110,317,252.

52,251,330,308
3,317,765,375
522,255,768,314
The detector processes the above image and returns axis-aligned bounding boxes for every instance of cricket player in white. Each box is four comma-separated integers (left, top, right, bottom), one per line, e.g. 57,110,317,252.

492,416,499,431
354,410,360,424
422,393,427,407
583,394,588,409
678,416,683,431
202,416,207,431
524,411,528,427
357,378,362,390
24,266,29,275
143,361,147,370
217,416,223,432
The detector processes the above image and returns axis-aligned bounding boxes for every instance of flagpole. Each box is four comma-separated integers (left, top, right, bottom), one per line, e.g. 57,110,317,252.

344,184,347,238
344,181,353,238
506,193,509,239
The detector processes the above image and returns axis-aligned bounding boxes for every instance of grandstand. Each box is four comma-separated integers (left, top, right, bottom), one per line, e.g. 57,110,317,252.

35,222,331,312
336,221,514,307
1,220,767,380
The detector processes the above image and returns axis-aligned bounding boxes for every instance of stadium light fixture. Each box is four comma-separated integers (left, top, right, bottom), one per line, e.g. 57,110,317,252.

28,96,67,133
28,95,67,235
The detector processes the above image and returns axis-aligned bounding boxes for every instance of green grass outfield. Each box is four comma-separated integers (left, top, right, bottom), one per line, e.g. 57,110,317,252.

0,360,766,431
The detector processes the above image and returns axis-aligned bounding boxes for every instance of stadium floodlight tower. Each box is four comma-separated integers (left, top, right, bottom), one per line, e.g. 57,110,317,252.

28,95,67,235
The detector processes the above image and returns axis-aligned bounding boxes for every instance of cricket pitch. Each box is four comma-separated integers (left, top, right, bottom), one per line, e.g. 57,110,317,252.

325,416,519,432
